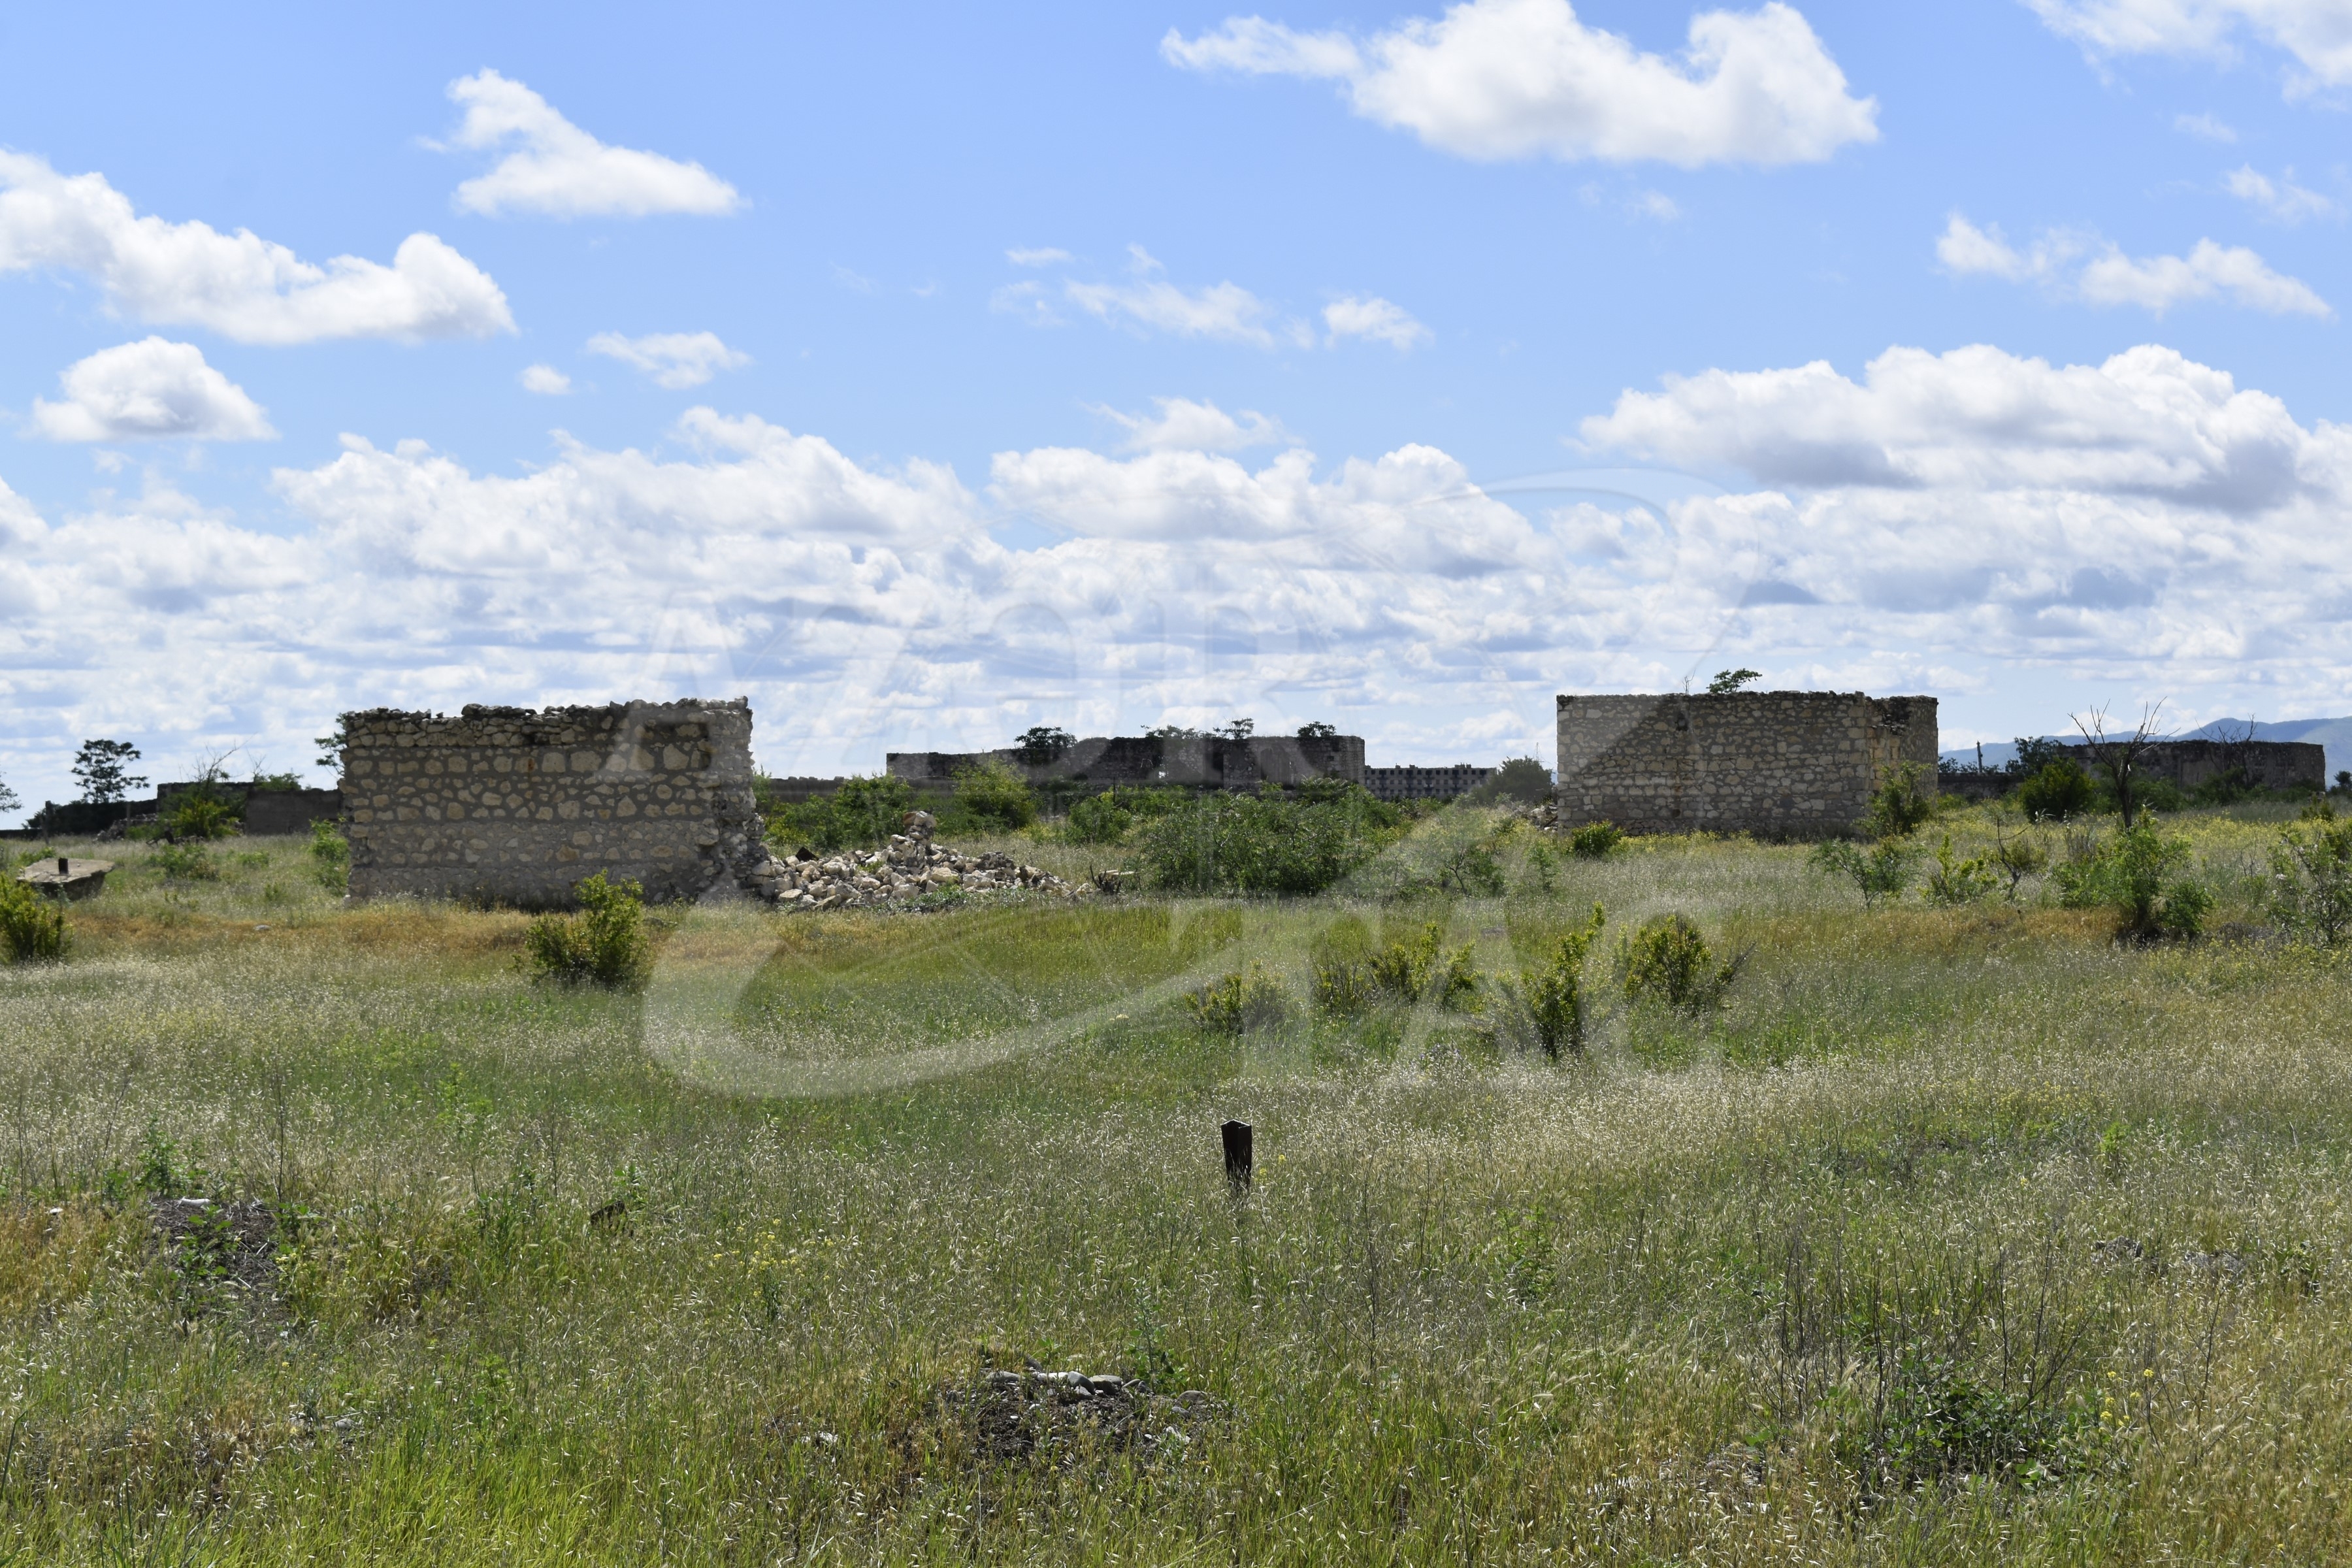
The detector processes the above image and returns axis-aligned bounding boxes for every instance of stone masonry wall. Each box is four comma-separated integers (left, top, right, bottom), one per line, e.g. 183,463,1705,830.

1555,691,1938,836
342,699,765,907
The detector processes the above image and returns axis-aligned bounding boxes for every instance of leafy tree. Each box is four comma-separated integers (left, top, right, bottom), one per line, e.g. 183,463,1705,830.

314,719,348,776
72,739,146,804
2016,759,2095,821
1215,718,1256,740
1469,757,1554,804
951,760,1037,832
1011,726,1074,765
1144,723,1201,739
1296,721,1339,739
0,774,18,820
1706,668,1761,694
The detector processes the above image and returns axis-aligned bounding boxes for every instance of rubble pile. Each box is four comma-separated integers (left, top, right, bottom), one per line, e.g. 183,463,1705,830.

939,1367,1227,1463
745,811,1089,911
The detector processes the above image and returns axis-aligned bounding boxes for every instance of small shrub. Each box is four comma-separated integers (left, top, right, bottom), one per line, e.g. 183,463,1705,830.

2054,821,2212,940
1620,913,1740,1016
309,819,349,891
1522,840,1559,894
1986,812,2049,900
1522,904,1606,1058
153,841,218,881
1922,834,1999,906
1810,837,1920,905
0,879,69,962
1859,762,1934,839
1313,917,1477,1013
950,760,1037,834
1066,791,1134,845
2270,806,2352,945
160,785,241,841
1186,964,1290,1035
2016,760,2095,822
1567,821,1624,859
524,873,651,989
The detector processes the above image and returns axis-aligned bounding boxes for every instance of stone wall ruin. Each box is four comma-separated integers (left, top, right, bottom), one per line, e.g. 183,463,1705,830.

1555,691,1938,836
342,699,768,907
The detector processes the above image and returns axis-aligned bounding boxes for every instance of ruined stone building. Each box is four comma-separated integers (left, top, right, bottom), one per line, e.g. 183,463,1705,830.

1554,690,1938,836
341,699,767,906
889,732,1367,793
2058,738,2323,796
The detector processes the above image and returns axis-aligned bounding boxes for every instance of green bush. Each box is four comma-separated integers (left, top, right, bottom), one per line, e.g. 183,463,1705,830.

1186,964,1290,1035
1922,834,1999,906
161,786,242,841
1065,791,1134,845
1522,904,1605,1058
1138,785,1402,896
309,819,349,891
1859,762,1934,839
1810,836,1920,905
152,841,218,881
2016,760,2095,822
2270,804,2352,945
2054,821,2212,940
524,873,652,990
770,774,915,851
1312,917,1477,1014
1567,821,1624,859
0,879,69,962
1619,913,1740,1015
947,760,1036,834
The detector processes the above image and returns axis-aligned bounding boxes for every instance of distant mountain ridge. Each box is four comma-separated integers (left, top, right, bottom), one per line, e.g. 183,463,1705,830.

1944,718,2352,783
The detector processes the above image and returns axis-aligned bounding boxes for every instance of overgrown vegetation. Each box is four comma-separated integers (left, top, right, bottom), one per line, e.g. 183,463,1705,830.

308,818,349,891
1138,784,1404,895
5,803,2352,1562
0,878,68,961
2270,800,2352,945
1567,820,1623,858
1518,902,1605,1057
523,872,652,988
766,773,914,851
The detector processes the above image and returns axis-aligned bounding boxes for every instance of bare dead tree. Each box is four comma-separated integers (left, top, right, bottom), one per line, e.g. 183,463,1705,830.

2072,701,2168,828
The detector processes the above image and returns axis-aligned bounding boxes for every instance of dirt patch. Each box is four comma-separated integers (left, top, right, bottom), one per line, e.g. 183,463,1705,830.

150,1196,282,1304
938,1369,1227,1464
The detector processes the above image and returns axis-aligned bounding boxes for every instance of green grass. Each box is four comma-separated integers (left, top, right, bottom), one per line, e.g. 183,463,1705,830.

5,809,2352,1563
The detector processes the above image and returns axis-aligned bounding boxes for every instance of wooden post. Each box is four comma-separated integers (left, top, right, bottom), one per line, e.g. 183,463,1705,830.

1222,1120,1252,1189
57,857,68,875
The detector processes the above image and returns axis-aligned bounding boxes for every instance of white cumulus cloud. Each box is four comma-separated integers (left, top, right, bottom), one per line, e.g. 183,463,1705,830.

2026,0,2352,91
1936,213,2329,316
1324,295,1432,349
1164,0,1879,167
585,331,751,389
519,364,572,395
28,338,274,442
1006,247,1073,267
444,70,742,218
1096,397,1292,452
0,152,513,344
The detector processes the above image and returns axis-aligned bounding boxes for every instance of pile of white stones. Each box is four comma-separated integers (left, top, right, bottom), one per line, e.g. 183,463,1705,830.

745,811,1084,911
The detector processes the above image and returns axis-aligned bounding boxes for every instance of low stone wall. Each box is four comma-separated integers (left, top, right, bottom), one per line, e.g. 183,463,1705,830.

2061,738,2323,795
1555,691,1938,836
342,699,765,907
245,788,343,836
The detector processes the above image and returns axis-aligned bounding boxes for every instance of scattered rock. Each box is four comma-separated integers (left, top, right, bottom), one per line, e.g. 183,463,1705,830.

743,809,1090,913
939,1368,1226,1463
2183,1249,2247,1279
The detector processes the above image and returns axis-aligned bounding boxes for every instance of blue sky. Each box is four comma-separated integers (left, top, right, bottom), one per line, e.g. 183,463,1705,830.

3,0,2350,810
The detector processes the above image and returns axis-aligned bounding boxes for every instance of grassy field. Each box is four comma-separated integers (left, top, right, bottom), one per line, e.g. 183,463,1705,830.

5,805,2352,1564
